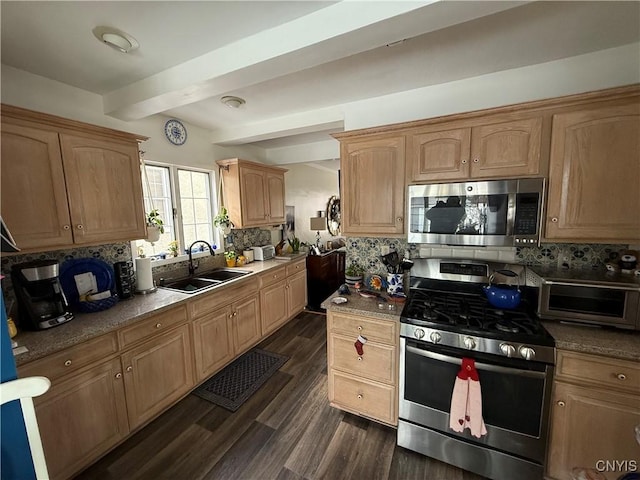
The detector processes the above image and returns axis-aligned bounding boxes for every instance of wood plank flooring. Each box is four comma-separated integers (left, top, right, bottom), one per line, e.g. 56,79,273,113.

75,311,487,480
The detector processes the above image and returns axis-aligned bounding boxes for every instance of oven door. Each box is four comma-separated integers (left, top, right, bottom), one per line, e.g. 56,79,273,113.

399,338,553,463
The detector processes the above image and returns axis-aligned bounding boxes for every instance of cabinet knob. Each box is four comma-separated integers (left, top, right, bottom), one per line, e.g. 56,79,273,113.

396,217,403,223
155,323,162,329
461,159,468,164
617,373,627,381
126,366,133,372
233,312,237,317
229,314,233,319
357,326,363,331
357,394,363,400
357,356,363,361
76,224,84,229
557,401,565,407
473,158,479,163
115,373,122,379
63,225,71,230
551,217,559,223
64,359,72,367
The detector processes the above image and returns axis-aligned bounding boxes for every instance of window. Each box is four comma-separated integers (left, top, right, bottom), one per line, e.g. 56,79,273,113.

134,163,217,259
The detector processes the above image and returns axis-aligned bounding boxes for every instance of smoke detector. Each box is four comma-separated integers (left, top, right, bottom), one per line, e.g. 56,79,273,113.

93,26,139,54
221,96,246,109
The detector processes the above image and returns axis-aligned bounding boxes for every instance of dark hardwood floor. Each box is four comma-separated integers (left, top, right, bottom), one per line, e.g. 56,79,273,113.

76,311,487,480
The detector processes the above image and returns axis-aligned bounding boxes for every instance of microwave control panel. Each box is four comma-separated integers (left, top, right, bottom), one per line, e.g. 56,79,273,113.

513,193,540,244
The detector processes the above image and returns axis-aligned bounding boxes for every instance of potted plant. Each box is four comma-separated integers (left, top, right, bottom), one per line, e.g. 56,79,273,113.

146,209,164,243
214,206,234,236
167,240,179,257
224,250,237,267
345,263,365,286
288,235,301,254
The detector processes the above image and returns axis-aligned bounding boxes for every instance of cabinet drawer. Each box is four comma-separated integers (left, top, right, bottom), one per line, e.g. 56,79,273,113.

286,259,306,277
18,333,118,380
556,350,640,394
258,266,287,289
329,312,397,345
118,305,188,349
329,370,396,426
329,333,396,384
189,278,258,318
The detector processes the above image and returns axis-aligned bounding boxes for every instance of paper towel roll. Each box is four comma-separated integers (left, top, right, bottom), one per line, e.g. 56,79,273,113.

135,257,154,292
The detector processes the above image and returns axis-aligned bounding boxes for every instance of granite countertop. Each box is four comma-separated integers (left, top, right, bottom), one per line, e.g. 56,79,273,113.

321,288,401,322
12,256,306,366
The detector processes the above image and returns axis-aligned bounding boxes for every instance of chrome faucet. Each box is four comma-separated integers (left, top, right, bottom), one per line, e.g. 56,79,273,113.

188,240,215,275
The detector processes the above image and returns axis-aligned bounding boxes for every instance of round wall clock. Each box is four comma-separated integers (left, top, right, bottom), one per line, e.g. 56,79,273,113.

164,119,187,145
326,195,341,236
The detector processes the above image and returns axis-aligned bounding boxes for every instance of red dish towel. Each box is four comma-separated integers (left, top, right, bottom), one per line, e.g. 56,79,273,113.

449,358,487,438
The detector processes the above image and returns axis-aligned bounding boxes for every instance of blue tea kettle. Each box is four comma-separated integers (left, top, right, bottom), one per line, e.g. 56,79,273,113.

483,269,521,309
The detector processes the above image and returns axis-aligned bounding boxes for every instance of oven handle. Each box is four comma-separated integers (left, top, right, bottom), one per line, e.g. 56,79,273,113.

542,279,640,292
406,345,548,379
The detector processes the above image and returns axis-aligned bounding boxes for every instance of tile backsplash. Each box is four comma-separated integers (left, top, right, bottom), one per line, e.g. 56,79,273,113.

345,237,629,275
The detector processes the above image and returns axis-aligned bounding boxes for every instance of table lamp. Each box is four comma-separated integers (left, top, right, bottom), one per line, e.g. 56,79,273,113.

310,216,326,248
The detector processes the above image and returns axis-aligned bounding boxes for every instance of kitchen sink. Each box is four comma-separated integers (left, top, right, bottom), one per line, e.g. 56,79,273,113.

197,268,250,282
160,277,221,294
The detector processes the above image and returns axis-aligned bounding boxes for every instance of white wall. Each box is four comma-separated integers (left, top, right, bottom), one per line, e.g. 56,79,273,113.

280,162,340,247
0,65,266,169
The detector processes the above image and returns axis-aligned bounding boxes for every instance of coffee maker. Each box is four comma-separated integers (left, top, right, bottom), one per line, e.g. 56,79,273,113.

11,260,73,330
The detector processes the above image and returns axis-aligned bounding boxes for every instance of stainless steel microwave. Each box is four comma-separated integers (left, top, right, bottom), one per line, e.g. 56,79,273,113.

532,268,640,330
407,178,545,247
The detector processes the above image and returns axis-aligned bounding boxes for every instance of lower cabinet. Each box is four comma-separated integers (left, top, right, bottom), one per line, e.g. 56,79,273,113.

31,357,129,480
120,323,194,430
192,305,235,382
259,259,307,336
230,294,261,354
546,350,640,480
326,311,398,426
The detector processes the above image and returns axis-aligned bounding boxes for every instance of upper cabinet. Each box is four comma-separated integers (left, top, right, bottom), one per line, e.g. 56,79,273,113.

545,98,640,243
216,158,287,228
335,133,406,236
407,115,543,183
0,105,148,253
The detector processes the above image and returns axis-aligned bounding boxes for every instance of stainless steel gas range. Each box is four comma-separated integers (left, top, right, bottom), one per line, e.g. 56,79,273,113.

397,258,555,480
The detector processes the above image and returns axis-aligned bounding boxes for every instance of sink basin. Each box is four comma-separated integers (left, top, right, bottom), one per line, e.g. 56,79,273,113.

160,277,221,294
198,268,250,282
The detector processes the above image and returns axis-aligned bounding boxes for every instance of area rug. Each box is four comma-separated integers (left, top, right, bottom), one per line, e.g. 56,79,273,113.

192,348,289,412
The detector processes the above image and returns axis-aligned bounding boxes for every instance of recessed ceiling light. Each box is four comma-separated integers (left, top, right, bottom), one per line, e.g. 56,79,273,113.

221,96,246,109
93,26,139,54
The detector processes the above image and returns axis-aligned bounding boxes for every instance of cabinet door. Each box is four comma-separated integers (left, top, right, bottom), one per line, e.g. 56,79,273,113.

546,103,640,242
121,324,194,430
547,382,640,480
231,294,261,354
341,134,405,235
34,358,128,480
287,270,308,317
470,116,542,178
407,127,471,182
266,171,286,224
239,167,268,226
59,133,146,245
192,306,234,382
260,279,288,336
0,122,74,250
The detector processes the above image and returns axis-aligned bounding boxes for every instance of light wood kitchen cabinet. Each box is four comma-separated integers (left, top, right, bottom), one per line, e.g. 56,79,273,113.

121,323,194,430
216,158,287,228
335,133,406,236
407,115,543,183
545,100,640,243
0,105,147,252
191,305,235,382
259,259,307,336
229,293,261,355
327,311,398,426
546,350,640,480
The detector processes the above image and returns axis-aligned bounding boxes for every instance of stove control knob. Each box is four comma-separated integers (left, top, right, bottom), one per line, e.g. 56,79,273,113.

463,337,476,350
429,332,442,344
414,328,425,340
519,346,536,361
500,343,516,357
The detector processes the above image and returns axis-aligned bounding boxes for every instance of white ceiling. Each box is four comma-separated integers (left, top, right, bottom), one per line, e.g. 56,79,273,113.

2,1,639,149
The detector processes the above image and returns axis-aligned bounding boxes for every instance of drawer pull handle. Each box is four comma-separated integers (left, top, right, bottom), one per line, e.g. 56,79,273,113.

551,217,558,223
557,401,565,407
357,356,363,361
115,373,122,379
617,373,627,381
357,394,363,400
155,323,162,329
64,360,72,367
63,225,70,230
126,366,133,372
357,326,363,331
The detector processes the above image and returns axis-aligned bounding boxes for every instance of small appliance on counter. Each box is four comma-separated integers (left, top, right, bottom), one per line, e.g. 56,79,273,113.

251,245,275,261
11,260,73,330
114,261,135,299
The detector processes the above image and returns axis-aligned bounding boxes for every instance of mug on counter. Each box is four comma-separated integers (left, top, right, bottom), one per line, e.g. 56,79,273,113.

243,250,254,263
387,274,404,296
